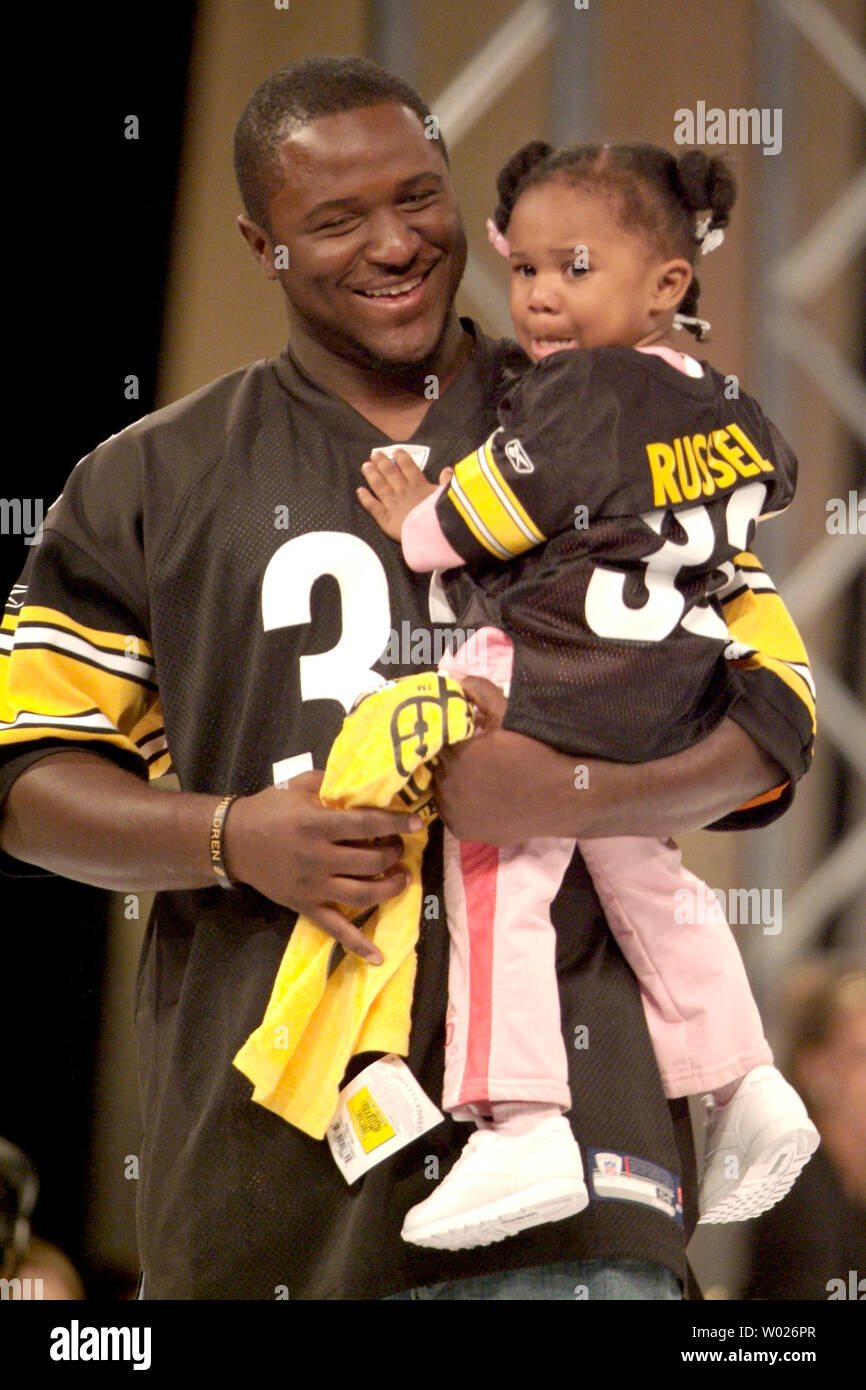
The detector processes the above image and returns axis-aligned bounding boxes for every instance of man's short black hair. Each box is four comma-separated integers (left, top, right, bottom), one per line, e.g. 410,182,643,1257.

234,54,446,232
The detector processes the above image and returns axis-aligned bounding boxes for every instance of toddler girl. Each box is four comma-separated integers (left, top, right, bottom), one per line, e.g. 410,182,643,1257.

358,141,819,1251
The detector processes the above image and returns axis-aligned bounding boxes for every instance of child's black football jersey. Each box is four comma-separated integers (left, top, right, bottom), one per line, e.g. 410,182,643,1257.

436,347,804,760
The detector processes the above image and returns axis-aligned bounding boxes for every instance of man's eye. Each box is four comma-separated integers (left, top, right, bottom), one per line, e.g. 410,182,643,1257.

318,215,360,232
400,191,437,206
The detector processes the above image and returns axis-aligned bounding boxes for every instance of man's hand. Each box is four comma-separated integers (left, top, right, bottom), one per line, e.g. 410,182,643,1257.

223,771,421,964
435,727,577,843
357,447,451,541
458,674,508,732
434,717,786,845
0,753,421,967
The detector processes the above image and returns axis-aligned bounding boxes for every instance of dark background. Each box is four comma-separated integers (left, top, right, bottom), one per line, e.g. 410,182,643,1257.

2,0,863,1304
2,6,196,1294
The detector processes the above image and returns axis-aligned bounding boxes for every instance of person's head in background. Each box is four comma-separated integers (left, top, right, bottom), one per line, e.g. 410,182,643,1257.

489,141,736,363
233,55,467,386
0,1138,85,1299
779,959,866,1204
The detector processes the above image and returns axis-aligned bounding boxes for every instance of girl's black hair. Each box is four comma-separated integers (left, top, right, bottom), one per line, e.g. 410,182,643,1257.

493,141,736,339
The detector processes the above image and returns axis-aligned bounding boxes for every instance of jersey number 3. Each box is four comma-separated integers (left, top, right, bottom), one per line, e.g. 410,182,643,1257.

262,532,391,785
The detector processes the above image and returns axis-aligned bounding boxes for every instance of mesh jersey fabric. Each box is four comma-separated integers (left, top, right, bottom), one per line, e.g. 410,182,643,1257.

0,322,809,1298
435,346,808,763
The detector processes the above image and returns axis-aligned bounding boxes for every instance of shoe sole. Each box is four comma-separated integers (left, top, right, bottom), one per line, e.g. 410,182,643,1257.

698,1119,819,1225
401,1177,590,1250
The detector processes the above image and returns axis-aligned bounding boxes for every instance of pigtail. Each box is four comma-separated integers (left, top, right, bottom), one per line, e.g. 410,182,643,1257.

679,273,701,314
493,140,554,231
676,150,737,235
670,151,736,339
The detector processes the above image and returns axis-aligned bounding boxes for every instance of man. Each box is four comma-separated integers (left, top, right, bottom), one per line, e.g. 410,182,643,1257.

0,57,813,1300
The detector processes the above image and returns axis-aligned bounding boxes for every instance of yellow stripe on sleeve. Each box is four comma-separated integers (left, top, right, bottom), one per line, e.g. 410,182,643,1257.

0,604,157,766
721,588,811,670
12,605,154,659
445,442,546,559
130,697,173,780
720,575,816,734
734,651,816,730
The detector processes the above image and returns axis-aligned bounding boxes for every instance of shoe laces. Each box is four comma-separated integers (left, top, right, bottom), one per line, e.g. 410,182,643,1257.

456,1127,498,1159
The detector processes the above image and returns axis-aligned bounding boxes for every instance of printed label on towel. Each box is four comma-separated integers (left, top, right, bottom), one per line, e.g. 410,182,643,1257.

326,1055,444,1184
346,1087,396,1153
586,1146,683,1224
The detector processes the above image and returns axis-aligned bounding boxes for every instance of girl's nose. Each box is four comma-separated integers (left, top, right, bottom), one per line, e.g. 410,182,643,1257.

526,273,562,312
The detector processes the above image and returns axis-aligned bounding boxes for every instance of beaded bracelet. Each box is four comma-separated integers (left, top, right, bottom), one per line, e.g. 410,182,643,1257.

210,794,239,888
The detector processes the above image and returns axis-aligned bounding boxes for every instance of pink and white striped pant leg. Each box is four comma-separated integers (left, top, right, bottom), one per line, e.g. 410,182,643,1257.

577,836,773,1098
438,627,573,1120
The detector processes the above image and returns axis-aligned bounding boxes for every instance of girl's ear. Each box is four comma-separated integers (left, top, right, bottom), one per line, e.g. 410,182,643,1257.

652,259,693,312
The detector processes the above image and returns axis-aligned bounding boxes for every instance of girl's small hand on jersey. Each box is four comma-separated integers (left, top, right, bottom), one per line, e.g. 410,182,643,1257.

356,449,449,541
222,772,423,964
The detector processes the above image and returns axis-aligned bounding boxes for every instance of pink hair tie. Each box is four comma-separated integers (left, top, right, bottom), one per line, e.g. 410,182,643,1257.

486,217,510,258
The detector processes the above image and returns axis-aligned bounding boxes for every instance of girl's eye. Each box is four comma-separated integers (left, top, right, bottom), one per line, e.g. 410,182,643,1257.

513,264,535,278
566,262,589,278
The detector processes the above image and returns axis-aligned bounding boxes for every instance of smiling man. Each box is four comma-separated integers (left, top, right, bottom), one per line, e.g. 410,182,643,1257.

0,56,813,1300
239,105,467,379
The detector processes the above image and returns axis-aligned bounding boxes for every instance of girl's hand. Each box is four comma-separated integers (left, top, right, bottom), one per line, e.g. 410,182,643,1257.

357,448,451,541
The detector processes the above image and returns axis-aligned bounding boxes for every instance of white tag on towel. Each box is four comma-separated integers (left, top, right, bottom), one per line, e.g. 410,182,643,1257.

326,1054,444,1184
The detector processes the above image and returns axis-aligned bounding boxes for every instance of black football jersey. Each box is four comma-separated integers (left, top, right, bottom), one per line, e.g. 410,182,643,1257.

0,324,813,1298
437,347,801,761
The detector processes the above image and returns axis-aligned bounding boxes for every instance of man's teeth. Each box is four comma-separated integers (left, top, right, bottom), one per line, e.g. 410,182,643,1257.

536,338,576,345
361,275,424,298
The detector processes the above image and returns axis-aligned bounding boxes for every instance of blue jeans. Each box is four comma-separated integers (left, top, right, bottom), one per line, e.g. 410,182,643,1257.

384,1258,681,1300
136,1257,680,1300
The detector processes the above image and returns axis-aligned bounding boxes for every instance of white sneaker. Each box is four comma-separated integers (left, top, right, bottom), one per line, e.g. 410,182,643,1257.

401,1116,589,1250
698,1065,820,1224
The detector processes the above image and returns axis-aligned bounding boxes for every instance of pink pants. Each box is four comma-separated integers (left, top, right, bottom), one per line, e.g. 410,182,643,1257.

438,627,772,1119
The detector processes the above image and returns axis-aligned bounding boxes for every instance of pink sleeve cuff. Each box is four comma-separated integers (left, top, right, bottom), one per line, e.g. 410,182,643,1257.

402,485,466,573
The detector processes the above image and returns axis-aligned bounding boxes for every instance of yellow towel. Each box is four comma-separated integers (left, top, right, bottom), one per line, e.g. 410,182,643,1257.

233,671,474,1138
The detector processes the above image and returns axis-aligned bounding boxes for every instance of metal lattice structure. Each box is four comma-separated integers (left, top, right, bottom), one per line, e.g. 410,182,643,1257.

747,0,866,994
371,0,866,990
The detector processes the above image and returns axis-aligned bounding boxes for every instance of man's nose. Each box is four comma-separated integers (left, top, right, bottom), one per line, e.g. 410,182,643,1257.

364,208,421,265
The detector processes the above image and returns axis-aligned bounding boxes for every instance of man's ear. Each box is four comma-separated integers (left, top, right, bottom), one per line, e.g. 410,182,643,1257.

652,258,693,313
237,214,281,281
